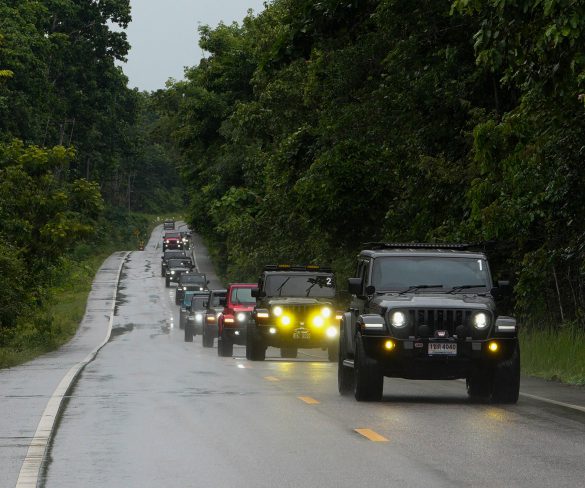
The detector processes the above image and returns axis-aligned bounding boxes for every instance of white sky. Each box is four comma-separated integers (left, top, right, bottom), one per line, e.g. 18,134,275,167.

123,1,267,91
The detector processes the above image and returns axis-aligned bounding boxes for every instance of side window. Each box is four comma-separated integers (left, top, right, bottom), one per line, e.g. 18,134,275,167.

355,260,364,280
363,259,371,288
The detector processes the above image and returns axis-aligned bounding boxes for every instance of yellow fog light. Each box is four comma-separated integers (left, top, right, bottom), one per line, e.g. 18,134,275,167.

313,316,324,327
281,315,291,326
326,326,337,338
488,341,499,353
321,307,332,318
385,340,396,351
273,306,283,317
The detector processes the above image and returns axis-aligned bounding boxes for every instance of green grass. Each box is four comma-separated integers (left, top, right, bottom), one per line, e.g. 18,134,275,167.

520,326,585,385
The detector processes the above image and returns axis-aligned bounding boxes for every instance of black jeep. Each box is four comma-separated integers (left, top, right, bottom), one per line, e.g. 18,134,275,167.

164,258,195,287
175,273,209,305
337,243,519,403
247,265,340,361
161,250,189,276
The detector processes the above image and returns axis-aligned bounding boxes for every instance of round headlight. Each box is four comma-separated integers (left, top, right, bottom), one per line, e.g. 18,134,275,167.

313,316,324,327
195,314,203,322
273,306,283,317
391,311,407,328
474,313,488,329
182,286,187,290
326,326,337,338
171,271,175,275
281,315,291,326
237,313,246,322
321,307,332,318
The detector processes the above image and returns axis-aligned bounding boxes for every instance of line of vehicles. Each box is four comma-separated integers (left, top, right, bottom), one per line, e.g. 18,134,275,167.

161,220,520,404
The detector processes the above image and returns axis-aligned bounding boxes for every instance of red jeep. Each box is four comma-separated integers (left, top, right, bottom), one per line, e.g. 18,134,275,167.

162,231,183,251
217,284,256,357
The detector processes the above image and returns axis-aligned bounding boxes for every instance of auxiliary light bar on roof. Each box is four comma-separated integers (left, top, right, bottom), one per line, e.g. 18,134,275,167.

263,264,333,272
362,242,488,251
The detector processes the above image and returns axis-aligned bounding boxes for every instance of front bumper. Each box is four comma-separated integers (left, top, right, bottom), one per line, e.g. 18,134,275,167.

362,335,518,379
254,323,338,349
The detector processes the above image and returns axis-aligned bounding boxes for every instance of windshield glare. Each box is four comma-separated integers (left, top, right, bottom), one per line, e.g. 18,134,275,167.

231,287,255,305
371,257,490,292
181,275,205,284
168,259,191,267
189,297,208,310
264,274,335,297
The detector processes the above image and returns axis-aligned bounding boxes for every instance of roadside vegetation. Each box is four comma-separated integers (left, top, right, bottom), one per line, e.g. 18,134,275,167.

0,2,181,367
151,1,585,384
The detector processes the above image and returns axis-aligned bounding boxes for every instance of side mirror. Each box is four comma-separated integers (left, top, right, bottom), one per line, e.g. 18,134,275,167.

251,287,260,298
186,305,191,311
348,278,363,296
219,297,227,306
491,280,512,300
207,280,210,284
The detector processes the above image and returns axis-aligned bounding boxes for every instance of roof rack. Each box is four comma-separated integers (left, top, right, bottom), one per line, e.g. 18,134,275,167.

263,264,333,273
362,242,489,251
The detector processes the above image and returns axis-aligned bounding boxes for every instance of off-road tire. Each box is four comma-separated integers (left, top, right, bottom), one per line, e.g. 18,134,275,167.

354,333,383,401
491,343,520,404
466,366,492,401
280,347,297,359
218,336,233,357
328,344,339,362
338,327,354,395
202,327,214,348
246,322,266,361
184,322,194,342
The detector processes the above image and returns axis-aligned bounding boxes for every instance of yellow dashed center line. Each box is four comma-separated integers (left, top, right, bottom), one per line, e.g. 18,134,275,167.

264,376,280,382
298,396,320,405
355,428,389,442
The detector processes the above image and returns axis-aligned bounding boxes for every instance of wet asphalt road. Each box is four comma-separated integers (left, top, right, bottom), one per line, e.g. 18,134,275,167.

17,226,585,487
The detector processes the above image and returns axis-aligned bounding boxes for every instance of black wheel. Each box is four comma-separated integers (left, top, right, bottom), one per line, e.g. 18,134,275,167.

280,347,297,359
354,333,383,401
328,343,339,362
246,322,266,361
338,324,354,395
466,367,492,401
175,293,181,305
179,313,185,330
218,336,233,357
491,343,520,404
161,268,165,277
202,326,214,348
184,322,194,342
165,278,170,288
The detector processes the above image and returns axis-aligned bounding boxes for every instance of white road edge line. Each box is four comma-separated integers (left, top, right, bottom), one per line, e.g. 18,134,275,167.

456,379,585,414
518,392,585,414
15,251,130,488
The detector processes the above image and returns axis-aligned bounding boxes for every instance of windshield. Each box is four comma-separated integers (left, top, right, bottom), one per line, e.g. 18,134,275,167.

164,232,180,238
164,251,187,259
371,257,490,292
168,259,191,268
210,292,226,307
181,274,206,284
189,296,208,310
264,274,336,298
231,287,255,305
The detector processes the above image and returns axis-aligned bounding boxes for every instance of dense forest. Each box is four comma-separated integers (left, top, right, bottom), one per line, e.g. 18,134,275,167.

2,0,585,345
0,1,180,341
155,0,585,330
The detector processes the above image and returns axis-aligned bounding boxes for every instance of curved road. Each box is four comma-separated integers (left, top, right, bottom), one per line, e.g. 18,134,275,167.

5,225,585,487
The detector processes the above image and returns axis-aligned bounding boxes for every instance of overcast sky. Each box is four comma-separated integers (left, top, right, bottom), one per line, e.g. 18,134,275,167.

122,0,267,92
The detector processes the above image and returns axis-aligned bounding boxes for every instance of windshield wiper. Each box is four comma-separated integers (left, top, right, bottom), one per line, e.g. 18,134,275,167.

276,277,291,296
399,284,443,295
448,284,485,294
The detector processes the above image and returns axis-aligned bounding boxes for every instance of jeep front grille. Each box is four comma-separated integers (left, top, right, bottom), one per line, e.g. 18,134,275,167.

408,309,473,336
283,305,321,323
